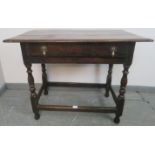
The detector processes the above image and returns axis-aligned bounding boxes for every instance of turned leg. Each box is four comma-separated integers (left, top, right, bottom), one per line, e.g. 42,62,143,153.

105,64,113,97
26,64,40,120
114,64,130,124
41,64,48,95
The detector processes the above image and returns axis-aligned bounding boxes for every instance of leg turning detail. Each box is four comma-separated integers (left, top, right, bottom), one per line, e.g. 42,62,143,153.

114,64,130,124
26,63,40,120
42,64,48,95
105,64,113,97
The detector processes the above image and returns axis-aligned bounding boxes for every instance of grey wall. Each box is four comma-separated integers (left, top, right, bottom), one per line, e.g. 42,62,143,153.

0,60,5,91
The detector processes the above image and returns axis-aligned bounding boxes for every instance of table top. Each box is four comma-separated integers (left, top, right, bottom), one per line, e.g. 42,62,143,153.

4,29,153,43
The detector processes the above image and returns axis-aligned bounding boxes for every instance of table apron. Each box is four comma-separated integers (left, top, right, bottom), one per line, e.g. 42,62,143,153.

24,57,126,64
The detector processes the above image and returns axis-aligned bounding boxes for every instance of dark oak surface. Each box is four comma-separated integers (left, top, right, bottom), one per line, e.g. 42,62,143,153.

4,29,153,43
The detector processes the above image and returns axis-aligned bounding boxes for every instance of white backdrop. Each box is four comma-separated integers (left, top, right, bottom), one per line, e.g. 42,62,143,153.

0,28,155,86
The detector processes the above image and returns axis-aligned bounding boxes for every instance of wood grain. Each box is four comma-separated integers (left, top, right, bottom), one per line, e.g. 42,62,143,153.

4,29,153,43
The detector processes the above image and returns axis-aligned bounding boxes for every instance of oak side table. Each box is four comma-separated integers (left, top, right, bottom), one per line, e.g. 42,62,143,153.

4,29,153,124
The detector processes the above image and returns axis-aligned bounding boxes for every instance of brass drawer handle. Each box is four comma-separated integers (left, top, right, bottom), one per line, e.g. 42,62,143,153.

111,46,117,57
41,46,48,56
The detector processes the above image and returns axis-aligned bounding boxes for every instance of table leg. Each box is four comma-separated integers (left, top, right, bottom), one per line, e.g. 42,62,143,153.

105,64,113,97
114,64,130,124
41,64,48,95
25,64,40,120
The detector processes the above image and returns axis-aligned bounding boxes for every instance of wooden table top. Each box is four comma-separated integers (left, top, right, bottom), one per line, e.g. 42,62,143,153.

4,29,153,43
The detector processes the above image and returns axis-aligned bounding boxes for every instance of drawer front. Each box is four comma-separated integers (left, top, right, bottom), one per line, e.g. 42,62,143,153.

25,43,130,58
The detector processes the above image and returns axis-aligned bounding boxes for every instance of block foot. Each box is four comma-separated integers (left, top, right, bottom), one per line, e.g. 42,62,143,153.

114,116,120,124
34,113,40,120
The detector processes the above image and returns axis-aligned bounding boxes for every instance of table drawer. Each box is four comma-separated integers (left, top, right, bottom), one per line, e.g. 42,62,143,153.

25,43,130,58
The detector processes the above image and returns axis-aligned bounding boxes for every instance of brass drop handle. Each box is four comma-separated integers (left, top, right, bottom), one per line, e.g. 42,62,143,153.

41,46,48,56
111,46,117,57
